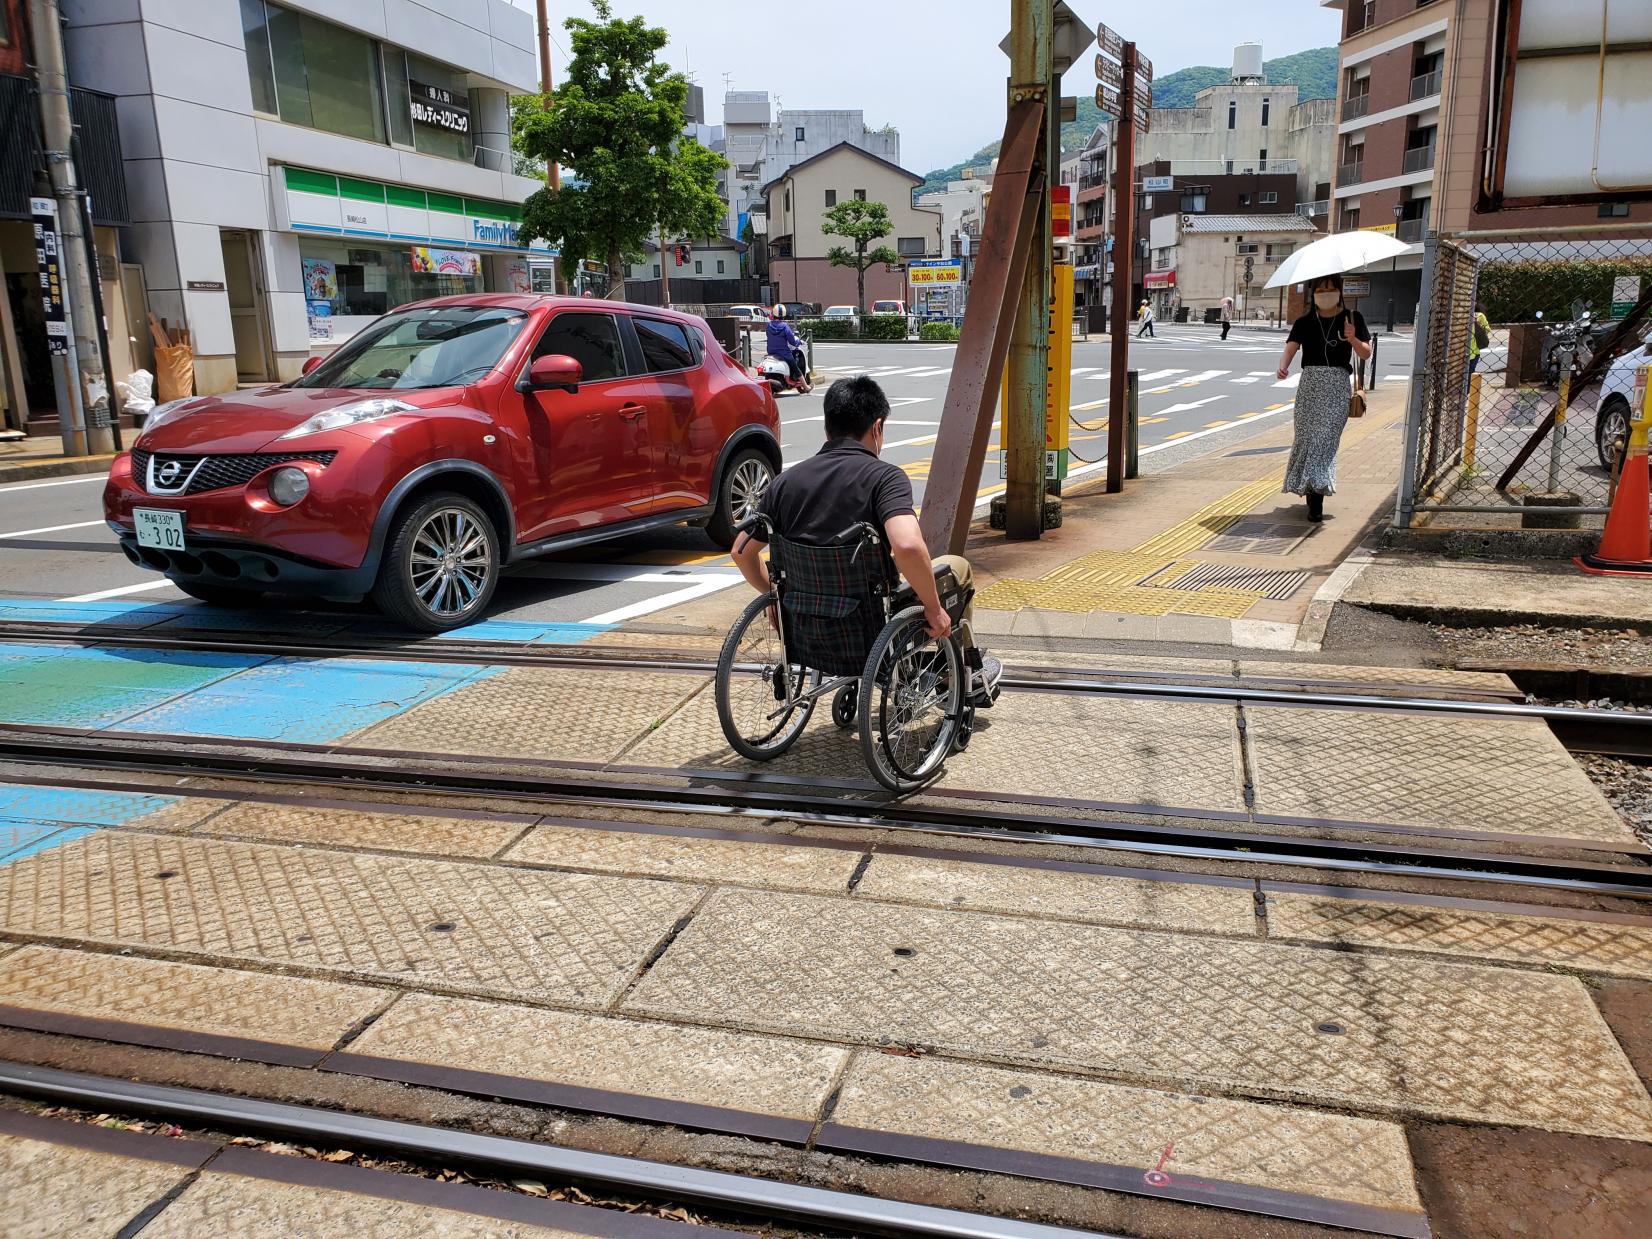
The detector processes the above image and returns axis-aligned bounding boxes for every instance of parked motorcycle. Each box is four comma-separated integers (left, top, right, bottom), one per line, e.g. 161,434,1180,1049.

1536,302,1605,388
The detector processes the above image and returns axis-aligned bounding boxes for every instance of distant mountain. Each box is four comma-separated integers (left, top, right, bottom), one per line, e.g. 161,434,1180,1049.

918,46,1339,197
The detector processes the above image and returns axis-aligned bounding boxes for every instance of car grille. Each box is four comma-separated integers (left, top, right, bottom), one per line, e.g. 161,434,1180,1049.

130,449,337,495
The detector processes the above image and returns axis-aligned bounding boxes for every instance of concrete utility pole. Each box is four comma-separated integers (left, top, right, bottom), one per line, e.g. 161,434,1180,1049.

1002,0,1053,539
1105,41,1139,492
31,0,112,455
535,0,566,294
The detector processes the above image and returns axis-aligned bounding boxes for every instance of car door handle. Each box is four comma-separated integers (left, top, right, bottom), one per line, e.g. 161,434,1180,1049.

617,404,647,420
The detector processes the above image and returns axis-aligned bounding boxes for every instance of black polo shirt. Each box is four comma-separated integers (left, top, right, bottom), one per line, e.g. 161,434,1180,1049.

754,438,915,545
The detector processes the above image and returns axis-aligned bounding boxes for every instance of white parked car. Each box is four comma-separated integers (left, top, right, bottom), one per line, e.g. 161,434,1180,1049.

727,304,770,325
1596,336,1652,468
823,305,858,320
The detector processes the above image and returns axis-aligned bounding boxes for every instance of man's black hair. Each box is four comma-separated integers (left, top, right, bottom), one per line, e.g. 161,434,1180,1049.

823,375,890,440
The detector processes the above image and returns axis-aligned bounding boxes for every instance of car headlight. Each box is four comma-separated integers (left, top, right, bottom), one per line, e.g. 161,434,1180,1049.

268,467,310,506
279,397,413,440
142,398,197,432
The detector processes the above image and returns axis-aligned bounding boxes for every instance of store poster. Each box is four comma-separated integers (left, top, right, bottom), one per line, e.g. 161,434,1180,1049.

302,258,338,302
410,247,481,277
507,260,531,294
306,300,333,342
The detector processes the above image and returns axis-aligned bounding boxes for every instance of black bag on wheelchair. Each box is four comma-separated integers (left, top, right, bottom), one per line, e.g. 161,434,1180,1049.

770,532,894,678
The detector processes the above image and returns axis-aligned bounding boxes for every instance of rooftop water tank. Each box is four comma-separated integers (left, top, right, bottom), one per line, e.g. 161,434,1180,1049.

1233,42,1265,83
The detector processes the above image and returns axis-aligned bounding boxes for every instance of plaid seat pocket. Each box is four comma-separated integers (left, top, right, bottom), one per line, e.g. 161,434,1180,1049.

772,535,891,677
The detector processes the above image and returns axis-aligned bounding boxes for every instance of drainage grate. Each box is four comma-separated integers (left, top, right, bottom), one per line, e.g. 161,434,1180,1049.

1142,561,1312,601
1202,515,1316,555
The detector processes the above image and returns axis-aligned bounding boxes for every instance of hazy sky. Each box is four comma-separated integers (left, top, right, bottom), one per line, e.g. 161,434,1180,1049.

511,1,1343,172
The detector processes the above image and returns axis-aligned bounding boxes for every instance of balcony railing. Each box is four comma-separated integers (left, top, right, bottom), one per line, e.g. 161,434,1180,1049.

1302,199,1330,217
1410,69,1442,100
1396,218,1425,243
1402,144,1435,174
1341,94,1370,122
1336,160,1365,187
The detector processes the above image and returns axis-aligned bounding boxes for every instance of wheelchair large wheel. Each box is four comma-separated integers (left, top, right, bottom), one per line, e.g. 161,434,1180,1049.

858,607,964,793
716,593,817,761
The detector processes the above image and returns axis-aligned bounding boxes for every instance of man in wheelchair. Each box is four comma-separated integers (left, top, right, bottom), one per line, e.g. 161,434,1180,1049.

730,375,1002,708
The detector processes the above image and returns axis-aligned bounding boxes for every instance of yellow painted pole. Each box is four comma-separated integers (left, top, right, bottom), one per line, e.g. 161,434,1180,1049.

1464,372,1481,473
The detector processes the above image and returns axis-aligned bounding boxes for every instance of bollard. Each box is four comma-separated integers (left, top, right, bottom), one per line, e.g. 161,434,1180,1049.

1464,372,1482,473
1125,369,1140,480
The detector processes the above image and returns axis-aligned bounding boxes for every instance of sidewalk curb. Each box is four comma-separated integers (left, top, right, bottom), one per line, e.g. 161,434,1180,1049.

1294,541,1380,652
1336,598,1652,635
0,455,116,486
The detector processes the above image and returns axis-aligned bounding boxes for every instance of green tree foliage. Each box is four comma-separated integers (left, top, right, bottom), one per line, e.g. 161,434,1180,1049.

1476,259,1652,324
512,1,725,287
822,200,900,314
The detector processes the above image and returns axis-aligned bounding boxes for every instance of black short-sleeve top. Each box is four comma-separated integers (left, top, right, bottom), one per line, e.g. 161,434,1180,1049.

1288,309,1371,373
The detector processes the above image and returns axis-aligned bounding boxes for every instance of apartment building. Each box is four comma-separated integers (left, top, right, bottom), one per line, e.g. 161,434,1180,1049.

61,0,544,394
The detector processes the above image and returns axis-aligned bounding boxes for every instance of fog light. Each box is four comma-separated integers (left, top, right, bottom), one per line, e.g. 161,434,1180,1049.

269,467,310,506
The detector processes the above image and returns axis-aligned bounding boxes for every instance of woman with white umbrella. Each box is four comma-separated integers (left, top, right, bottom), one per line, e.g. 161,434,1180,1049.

1267,232,1403,522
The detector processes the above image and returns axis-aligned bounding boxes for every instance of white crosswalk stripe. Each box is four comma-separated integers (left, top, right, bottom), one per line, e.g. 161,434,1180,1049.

1273,372,1302,389
1176,369,1231,385
1136,369,1186,383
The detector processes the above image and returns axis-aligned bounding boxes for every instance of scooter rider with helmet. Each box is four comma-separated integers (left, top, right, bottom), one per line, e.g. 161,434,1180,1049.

765,305,811,393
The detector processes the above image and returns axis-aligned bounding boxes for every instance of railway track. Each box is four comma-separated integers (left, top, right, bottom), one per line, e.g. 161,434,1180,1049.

0,621,1646,758
2,725,1648,899
0,1062,1111,1239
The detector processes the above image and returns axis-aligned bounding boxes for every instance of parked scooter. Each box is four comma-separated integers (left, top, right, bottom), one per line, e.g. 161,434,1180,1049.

1537,301,1603,389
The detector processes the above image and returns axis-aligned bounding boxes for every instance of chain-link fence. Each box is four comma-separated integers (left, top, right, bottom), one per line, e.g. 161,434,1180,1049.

1399,230,1652,527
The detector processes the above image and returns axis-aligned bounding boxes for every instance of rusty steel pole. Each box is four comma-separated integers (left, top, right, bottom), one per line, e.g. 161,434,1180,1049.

1003,0,1053,540
1106,42,1137,493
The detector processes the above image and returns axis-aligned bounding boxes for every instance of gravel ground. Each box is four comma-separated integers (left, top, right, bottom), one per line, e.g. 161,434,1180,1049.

1581,755,1652,848
1430,623,1652,670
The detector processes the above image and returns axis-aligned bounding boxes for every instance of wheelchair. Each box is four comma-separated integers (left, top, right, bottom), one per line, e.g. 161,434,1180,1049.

714,516,978,793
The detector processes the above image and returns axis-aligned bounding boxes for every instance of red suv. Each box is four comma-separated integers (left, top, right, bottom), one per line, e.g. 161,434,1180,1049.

104,295,781,630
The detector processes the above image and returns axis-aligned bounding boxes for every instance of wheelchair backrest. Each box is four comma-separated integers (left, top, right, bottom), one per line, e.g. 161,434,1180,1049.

769,528,896,678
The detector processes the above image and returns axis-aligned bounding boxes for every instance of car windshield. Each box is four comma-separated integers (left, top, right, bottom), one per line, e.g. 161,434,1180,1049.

293,305,527,390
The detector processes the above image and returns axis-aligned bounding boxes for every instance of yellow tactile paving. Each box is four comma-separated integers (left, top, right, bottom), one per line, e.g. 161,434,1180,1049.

832,1054,1426,1216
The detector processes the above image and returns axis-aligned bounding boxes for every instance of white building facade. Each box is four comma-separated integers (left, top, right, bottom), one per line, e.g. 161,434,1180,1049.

63,0,546,394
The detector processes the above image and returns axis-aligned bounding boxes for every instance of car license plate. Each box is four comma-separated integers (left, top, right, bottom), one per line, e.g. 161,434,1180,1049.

133,508,186,551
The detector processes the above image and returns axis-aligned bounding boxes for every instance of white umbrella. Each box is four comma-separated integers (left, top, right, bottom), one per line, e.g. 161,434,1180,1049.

1265,230,1412,290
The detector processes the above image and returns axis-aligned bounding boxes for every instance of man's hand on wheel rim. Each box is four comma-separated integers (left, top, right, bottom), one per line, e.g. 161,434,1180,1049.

925,605,953,641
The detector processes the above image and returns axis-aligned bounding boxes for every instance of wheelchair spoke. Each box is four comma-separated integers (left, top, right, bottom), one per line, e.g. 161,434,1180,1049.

878,636,958,781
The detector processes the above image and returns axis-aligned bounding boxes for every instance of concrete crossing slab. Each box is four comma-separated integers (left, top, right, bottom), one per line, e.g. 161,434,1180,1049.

0,1124,205,1238
625,890,1652,1141
0,831,699,1007
1245,706,1634,842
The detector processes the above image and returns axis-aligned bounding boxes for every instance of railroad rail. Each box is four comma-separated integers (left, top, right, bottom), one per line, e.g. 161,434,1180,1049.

0,623,1645,757
0,1061,1112,1239
1,726,1648,899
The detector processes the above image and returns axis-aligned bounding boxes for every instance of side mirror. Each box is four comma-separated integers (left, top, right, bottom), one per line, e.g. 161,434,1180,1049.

1534,310,1544,321
527,353,582,393
301,356,323,376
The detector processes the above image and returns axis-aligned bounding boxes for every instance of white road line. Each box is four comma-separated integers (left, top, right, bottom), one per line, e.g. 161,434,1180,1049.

1177,369,1231,385
1136,369,1186,383
582,576,743,625
1232,377,1260,384
1156,396,1226,417
1273,373,1302,389
0,474,108,495
1138,407,1288,455
60,579,175,602
0,520,105,540
1068,366,1102,375
908,367,953,378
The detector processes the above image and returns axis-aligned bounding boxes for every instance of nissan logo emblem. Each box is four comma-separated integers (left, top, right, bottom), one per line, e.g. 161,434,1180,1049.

157,461,182,485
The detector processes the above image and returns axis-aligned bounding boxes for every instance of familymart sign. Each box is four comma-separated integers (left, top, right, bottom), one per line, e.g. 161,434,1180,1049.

276,167,552,255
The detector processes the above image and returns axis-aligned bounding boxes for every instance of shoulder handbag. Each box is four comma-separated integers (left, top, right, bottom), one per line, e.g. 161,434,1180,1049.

1348,366,1367,419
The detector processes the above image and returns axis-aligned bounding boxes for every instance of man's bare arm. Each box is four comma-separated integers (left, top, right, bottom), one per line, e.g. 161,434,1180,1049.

732,531,771,595
884,513,952,639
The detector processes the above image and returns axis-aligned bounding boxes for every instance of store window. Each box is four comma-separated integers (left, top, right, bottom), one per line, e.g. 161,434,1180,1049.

634,319,695,372
532,312,625,382
297,238,480,320
385,51,475,162
241,1,386,142
897,237,926,257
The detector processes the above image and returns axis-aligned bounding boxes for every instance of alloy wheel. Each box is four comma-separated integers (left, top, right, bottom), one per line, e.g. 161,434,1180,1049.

408,507,492,618
730,457,773,524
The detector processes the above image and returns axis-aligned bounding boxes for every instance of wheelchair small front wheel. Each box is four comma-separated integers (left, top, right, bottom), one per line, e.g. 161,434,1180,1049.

831,683,858,730
858,608,964,793
716,594,817,761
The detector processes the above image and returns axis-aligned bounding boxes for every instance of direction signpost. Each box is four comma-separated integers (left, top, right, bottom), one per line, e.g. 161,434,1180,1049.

1098,21,1152,491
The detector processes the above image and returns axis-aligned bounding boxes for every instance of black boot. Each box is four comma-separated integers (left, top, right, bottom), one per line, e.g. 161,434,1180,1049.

1306,492,1324,523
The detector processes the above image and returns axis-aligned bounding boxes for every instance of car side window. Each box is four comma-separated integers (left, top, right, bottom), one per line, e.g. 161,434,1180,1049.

532,312,625,382
633,318,696,373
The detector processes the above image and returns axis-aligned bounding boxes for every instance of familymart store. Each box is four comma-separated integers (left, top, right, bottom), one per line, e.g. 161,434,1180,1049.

272,166,557,351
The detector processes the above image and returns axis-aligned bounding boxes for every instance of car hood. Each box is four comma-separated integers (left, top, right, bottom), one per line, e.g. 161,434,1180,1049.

134,387,444,454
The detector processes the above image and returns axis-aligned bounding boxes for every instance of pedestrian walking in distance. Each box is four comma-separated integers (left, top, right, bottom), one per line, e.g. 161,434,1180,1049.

1219,297,1232,341
1136,300,1155,338
1275,274,1373,522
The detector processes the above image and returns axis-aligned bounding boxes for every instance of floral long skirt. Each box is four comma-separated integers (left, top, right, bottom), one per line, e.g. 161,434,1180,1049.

1283,366,1351,496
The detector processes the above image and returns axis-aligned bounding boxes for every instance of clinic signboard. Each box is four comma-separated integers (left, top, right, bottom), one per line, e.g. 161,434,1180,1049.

410,80,470,135
31,197,68,356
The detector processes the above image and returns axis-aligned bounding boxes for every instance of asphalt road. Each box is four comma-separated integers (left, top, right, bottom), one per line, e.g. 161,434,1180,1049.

0,325,1410,629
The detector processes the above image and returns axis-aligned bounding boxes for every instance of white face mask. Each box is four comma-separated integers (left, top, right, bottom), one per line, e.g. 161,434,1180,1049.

1314,291,1341,312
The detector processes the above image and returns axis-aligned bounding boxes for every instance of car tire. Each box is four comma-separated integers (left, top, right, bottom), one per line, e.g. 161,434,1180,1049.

1597,395,1631,470
371,492,499,632
706,449,775,549
171,580,263,608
